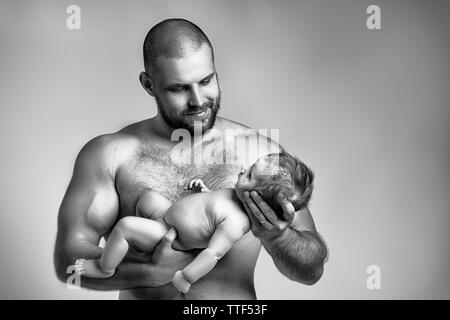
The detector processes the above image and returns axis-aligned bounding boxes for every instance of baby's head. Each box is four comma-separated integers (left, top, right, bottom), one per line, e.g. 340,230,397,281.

235,152,314,216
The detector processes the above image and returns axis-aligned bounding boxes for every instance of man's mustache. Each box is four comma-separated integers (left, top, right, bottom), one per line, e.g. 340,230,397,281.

184,101,215,115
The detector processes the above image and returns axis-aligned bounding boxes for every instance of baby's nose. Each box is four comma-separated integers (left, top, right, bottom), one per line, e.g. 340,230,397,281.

240,167,246,174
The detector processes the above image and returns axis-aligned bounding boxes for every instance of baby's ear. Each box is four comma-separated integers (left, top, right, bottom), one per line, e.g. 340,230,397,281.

277,195,295,221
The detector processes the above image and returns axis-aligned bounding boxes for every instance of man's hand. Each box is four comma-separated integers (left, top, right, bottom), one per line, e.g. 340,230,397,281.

147,228,198,287
241,191,295,241
241,191,326,284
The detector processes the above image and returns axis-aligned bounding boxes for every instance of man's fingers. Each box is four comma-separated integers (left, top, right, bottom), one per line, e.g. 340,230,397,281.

241,193,263,229
243,192,262,219
279,198,295,221
244,192,273,228
249,191,279,226
152,228,177,261
163,227,177,245
240,192,253,217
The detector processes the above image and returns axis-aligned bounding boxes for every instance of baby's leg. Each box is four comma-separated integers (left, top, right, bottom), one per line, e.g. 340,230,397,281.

75,216,168,278
136,190,173,220
172,219,247,293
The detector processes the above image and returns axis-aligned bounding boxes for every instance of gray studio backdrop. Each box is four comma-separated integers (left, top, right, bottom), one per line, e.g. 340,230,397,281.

0,0,449,299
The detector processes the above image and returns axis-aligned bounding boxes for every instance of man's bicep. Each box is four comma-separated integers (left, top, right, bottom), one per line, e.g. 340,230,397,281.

290,207,317,233
58,182,119,247
56,137,120,262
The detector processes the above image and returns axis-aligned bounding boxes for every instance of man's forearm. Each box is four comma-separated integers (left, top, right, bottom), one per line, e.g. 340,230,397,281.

261,228,327,285
55,239,166,290
74,262,169,290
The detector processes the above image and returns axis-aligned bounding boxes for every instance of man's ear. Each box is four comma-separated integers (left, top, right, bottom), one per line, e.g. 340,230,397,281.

139,71,155,97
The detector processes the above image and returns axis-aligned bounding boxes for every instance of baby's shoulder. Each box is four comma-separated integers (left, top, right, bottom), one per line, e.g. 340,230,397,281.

209,188,235,205
208,189,246,219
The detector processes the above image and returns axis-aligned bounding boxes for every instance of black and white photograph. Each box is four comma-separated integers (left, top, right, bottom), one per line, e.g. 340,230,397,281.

0,0,449,302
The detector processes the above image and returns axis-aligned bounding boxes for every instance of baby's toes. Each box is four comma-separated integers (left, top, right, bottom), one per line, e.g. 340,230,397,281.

74,259,85,273
74,258,85,266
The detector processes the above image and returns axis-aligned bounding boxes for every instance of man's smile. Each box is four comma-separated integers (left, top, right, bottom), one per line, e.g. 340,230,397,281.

185,108,209,118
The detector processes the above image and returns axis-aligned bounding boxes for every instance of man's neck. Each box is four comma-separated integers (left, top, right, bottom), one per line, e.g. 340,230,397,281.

149,115,175,139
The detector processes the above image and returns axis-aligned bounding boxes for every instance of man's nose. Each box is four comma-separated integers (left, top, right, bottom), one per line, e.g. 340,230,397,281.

188,86,203,107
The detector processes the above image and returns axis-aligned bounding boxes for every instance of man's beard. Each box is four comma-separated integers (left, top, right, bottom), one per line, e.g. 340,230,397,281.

156,92,221,135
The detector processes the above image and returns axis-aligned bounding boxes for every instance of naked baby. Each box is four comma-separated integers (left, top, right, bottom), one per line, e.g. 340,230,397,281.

74,151,314,293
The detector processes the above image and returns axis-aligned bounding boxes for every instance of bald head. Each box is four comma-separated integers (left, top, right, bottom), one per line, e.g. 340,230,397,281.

143,19,214,76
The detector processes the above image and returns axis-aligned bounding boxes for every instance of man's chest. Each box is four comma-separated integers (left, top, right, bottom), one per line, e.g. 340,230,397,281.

115,143,240,216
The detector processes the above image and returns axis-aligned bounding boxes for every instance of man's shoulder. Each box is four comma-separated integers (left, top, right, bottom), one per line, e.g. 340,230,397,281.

77,130,141,170
216,117,279,147
215,117,257,140
117,118,149,136
216,116,251,131
215,117,281,165
216,117,273,137
82,119,150,155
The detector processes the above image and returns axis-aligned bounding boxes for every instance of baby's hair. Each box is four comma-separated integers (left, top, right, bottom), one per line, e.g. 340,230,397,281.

256,152,314,215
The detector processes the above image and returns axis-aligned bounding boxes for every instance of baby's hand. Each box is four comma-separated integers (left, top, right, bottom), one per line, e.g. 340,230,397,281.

187,178,210,193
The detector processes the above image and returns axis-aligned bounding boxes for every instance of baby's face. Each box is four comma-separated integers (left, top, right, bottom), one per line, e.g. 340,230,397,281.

235,154,280,201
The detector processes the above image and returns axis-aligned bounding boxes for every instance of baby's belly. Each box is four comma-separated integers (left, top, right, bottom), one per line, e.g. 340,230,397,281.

163,198,215,249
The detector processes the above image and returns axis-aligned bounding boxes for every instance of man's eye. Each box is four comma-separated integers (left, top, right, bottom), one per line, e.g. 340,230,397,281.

170,87,186,93
200,78,211,86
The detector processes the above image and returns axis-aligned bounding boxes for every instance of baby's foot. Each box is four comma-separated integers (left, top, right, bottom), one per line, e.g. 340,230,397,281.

74,259,115,279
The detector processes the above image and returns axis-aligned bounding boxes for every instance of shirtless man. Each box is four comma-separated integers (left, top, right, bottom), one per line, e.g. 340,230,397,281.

53,18,328,300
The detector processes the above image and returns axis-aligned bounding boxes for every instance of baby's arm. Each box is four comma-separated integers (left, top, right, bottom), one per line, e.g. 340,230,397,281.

172,217,246,293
